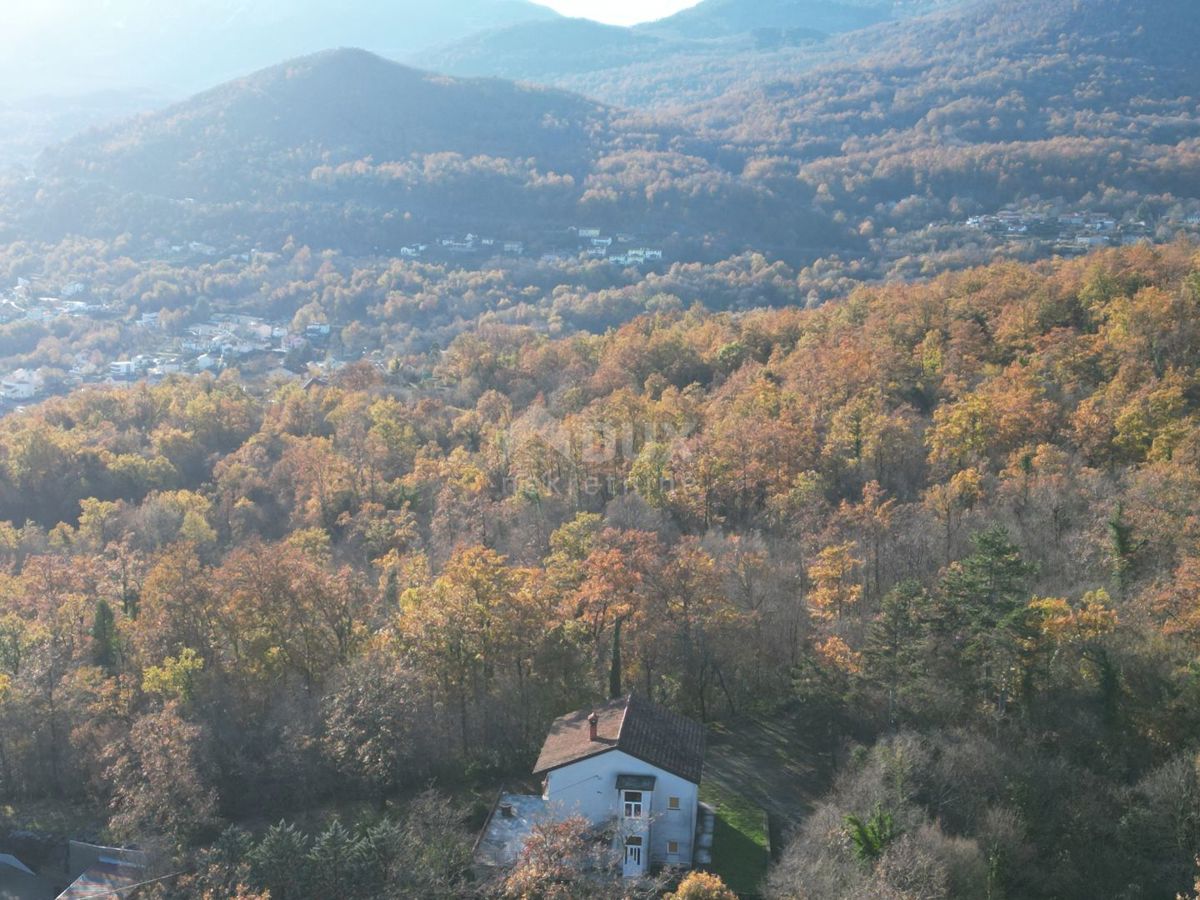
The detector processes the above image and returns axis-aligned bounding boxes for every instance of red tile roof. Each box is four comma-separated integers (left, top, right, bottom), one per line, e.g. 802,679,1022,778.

533,694,705,783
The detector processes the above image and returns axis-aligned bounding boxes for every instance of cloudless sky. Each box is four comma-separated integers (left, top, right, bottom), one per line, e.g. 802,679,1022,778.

537,0,701,26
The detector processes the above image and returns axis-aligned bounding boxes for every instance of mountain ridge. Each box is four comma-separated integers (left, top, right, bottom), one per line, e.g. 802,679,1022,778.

17,48,845,257
36,48,614,199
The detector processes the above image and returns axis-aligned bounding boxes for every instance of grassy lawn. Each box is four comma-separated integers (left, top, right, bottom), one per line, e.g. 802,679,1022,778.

700,780,771,898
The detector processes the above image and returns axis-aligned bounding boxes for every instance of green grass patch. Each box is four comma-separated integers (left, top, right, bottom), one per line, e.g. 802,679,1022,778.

700,781,770,898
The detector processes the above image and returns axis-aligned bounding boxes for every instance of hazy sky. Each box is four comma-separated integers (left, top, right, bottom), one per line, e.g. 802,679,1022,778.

1,1,705,31
537,0,700,26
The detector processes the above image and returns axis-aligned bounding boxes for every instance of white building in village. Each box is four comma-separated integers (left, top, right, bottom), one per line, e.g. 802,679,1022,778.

1,369,43,401
476,694,706,879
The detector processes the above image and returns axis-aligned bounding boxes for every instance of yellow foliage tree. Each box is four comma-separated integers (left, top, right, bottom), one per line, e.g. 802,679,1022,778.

669,870,738,900
806,542,863,624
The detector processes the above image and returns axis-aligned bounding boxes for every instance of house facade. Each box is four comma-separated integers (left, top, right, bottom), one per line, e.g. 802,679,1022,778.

476,694,705,879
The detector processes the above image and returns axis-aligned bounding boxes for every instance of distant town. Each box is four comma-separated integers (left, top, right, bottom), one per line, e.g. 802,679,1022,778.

962,206,1200,252
0,224,669,408
2,207,1198,411
403,225,664,267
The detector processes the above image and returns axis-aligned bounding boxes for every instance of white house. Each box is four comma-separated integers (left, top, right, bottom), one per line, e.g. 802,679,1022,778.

476,694,705,879
1,369,43,400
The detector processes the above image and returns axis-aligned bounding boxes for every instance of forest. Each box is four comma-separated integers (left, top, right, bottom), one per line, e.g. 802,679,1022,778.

3,241,1200,896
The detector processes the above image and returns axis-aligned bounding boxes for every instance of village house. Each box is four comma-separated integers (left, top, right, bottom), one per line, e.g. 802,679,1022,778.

1,369,44,401
476,694,706,879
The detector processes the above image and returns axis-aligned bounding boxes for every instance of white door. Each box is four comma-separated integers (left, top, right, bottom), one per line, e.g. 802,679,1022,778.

623,836,644,877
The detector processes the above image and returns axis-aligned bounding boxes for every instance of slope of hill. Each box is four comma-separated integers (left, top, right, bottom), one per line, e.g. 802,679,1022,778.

8,239,1200,898
676,0,1200,240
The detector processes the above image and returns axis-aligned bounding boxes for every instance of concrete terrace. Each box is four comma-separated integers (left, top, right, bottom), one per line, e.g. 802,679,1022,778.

474,793,547,870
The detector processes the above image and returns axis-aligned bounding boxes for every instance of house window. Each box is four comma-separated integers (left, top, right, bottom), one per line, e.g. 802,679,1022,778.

668,840,679,855
623,790,643,818
668,796,680,810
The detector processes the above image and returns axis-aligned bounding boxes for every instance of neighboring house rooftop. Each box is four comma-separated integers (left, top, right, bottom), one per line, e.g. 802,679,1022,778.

533,694,705,783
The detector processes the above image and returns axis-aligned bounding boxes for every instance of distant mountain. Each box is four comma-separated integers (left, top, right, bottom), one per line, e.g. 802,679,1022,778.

409,18,668,81
903,0,1200,78
37,49,608,199
412,0,966,105
636,0,890,39
704,0,1200,149
0,89,166,171
0,0,560,99
666,0,1200,256
19,49,844,257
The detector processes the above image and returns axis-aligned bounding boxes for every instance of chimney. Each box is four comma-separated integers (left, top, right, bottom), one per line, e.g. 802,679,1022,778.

588,711,599,742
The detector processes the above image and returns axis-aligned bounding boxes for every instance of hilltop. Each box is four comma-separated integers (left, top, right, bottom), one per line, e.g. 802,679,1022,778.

37,49,611,199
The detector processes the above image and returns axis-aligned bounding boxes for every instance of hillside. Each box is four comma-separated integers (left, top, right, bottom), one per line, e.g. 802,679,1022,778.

649,0,1200,282
701,0,1200,143
6,242,1200,897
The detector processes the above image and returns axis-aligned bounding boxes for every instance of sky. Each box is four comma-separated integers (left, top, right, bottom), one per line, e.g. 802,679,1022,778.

0,0,708,35
536,0,701,26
